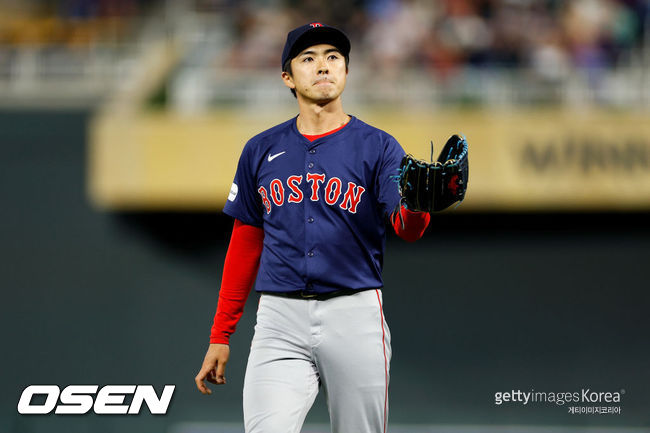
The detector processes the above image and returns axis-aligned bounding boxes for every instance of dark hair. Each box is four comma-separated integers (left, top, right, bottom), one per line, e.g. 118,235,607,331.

283,56,350,99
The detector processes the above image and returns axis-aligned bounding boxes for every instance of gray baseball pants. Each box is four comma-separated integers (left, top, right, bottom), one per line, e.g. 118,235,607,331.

243,289,391,433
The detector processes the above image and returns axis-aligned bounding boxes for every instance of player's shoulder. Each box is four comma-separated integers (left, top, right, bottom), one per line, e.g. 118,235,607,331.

350,116,401,148
237,117,296,163
244,118,295,149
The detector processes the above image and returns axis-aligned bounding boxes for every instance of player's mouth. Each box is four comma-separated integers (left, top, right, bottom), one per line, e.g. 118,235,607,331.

314,79,333,86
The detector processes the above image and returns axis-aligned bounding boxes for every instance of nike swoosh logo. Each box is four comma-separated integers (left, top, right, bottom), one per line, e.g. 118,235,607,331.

267,151,286,162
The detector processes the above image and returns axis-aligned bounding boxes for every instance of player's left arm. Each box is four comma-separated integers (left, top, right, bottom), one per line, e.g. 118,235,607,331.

390,205,430,242
195,219,264,394
377,136,430,242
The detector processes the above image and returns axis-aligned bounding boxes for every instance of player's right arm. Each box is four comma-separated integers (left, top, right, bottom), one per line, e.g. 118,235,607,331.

390,204,430,242
195,218,264,394
196,343,230,393
376,135,430,242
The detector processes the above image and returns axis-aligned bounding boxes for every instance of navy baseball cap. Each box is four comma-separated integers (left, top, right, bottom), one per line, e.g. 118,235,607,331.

281,22,351,71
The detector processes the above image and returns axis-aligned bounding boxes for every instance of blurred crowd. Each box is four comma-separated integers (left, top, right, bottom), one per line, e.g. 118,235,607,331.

2,0,648,72
2,1,648,70
1,0,649,106
0,0,151,47
225,0,650,81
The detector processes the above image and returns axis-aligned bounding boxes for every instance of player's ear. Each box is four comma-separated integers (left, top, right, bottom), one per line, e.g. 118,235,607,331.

281,71,295,90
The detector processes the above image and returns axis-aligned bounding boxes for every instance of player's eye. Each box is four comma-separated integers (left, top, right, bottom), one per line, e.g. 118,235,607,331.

302,56,313,62
328,54,339,60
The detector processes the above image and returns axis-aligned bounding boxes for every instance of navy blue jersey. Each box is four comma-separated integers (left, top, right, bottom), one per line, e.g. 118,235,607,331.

223,115,405,294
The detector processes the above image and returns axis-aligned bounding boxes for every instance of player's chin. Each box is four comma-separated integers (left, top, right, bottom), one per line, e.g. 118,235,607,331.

310,90,340,104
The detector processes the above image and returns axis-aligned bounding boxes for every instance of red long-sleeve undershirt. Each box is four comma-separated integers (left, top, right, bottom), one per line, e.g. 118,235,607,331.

209,206,429,344
390,204,430,242
209,219,264,344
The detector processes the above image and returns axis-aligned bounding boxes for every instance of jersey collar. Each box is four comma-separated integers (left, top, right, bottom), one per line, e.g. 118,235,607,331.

291,115,356,148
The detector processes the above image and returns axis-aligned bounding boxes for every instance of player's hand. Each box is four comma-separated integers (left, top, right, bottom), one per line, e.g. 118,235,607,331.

195,343,230,394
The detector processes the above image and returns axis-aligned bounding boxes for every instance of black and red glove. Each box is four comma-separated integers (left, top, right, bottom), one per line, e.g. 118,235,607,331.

397,134,469,212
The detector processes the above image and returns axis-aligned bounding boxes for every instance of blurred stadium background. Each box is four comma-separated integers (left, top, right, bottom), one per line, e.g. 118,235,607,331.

1,0,650,432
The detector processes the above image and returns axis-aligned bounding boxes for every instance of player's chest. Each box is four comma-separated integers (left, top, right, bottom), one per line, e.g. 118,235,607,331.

255,142,376,214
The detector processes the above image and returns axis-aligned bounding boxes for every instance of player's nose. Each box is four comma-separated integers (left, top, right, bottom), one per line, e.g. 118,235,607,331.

317,59,329,74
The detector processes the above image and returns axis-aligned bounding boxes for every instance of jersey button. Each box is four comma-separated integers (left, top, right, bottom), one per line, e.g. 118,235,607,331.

306,283,314,289
307,251,314,257
308,162,314,168
307,217,314,223
309,149,316,154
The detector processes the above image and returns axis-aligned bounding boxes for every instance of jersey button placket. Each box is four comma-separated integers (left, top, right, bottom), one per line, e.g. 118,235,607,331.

304,147,317,290
307,145,322,344
307,147,318,264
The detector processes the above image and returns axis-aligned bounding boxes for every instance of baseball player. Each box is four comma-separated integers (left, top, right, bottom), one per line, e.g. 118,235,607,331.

195,23,432,433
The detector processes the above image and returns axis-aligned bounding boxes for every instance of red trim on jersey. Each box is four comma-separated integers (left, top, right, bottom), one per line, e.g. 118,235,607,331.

210,219,264,344
306,172,326,201
302,121,349,142
287,175,304,203
391,204,430,242
375,289,389,433
339,181,366,213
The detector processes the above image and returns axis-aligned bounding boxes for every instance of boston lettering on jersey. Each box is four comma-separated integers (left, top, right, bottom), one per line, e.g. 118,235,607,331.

258,173,365,214
224,116,406,295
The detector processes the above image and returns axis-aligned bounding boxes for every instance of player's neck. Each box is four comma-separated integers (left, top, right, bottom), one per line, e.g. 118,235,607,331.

295,99,349,135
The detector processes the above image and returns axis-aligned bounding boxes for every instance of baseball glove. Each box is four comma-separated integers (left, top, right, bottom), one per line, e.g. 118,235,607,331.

397,134,469,213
